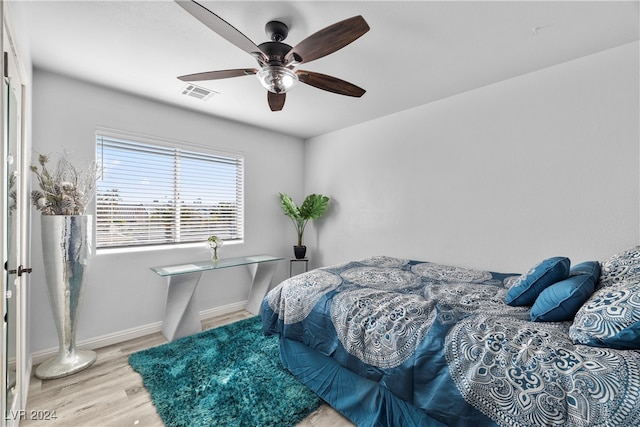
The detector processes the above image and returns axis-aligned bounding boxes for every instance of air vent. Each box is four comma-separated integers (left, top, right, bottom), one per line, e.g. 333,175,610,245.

181,84,218,101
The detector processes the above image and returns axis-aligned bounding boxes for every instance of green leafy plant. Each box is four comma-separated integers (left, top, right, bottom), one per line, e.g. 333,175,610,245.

279,193,329,246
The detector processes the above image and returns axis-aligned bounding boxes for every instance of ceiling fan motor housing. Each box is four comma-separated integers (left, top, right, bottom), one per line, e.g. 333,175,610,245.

258,41,292,65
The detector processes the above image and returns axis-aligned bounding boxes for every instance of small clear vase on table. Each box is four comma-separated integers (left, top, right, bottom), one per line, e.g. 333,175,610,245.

207,236,224,265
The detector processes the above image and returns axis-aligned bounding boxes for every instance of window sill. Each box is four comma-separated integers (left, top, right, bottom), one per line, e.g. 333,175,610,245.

96,240,243,256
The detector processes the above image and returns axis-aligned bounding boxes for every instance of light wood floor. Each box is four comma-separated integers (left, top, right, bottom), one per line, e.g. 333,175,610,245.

20,311,354,427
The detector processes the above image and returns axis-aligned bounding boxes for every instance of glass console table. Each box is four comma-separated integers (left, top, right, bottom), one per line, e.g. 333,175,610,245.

150,255,283,341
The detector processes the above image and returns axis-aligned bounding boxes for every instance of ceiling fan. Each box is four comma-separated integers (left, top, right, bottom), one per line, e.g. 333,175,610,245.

175,0,370,111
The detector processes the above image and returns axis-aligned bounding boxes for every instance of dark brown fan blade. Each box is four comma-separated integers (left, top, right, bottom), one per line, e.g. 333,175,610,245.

268,92,286,111
285,15,369,64
178,69,258,82
175,1,267,62
296,70,365,97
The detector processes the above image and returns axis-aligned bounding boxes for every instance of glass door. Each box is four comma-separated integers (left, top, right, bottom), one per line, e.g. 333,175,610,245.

5,65,21,422
2,12,27,424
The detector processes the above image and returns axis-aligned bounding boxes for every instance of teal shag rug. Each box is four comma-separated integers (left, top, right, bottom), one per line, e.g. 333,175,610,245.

128,316,322,427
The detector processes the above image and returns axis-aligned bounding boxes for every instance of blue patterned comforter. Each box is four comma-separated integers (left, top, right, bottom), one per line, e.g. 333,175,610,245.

261,256,640,427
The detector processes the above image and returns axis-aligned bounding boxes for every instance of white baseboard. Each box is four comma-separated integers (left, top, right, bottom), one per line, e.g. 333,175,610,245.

30,301,248,365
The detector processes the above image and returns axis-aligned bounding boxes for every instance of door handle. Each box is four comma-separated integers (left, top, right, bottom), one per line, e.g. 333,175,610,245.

18,265,32,276
8,265,32,276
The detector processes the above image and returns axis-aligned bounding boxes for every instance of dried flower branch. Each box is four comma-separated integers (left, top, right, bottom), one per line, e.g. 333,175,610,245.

8,173,16,213
30,152,99,215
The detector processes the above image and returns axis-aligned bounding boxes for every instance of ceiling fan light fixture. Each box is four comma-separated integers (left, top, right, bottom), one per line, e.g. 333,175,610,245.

257,66,298,94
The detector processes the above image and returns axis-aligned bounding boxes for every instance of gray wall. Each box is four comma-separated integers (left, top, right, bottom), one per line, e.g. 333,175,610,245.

304,42,640,273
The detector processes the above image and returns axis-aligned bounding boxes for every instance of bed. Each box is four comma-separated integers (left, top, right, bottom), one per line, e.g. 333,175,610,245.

261,248,640,427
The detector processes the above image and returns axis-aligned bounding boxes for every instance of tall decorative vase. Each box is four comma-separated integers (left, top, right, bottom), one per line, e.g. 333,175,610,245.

35,215,97,379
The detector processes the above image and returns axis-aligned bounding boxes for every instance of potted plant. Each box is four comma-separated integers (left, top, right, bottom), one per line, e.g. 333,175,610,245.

279,192,329,259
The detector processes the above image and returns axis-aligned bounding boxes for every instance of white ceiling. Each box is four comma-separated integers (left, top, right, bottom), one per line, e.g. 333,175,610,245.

19,0,640,139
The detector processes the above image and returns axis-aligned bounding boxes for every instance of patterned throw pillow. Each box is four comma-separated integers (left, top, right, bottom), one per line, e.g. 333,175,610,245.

530,261,600,322
598,246,640,289
506,257,571,306
569,280,640,350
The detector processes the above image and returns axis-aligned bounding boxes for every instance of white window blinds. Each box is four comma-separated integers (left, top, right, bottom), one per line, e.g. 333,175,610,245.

96,134,244,249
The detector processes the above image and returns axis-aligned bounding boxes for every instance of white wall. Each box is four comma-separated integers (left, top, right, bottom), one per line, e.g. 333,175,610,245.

304,42,640,273
29,70,304,353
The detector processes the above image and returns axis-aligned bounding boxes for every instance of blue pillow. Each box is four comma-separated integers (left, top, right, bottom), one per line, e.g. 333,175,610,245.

598,246,640,289
569,280,640,350
570,261,601,278
530,261,600,322
506,257,570,306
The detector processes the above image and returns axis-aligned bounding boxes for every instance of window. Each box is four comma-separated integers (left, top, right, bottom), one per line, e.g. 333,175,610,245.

95,132,244,249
